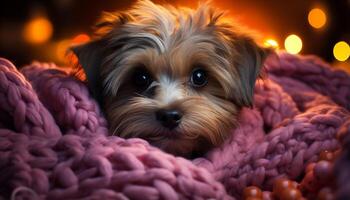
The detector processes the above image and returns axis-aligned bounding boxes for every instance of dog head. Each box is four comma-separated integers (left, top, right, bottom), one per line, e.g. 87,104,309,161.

72,0,270,157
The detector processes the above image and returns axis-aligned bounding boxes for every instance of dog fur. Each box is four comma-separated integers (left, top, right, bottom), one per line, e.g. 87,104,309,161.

72,0,270,157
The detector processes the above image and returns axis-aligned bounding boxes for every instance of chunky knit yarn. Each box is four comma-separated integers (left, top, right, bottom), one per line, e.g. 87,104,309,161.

0,53,349,200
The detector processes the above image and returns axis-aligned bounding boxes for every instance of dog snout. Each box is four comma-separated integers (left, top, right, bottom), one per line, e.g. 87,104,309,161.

155,109,182,130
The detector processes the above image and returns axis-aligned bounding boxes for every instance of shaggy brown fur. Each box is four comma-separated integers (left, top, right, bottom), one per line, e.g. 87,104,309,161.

72,0,270,157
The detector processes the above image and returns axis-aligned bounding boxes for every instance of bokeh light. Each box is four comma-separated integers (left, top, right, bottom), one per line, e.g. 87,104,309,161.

72,33,90,45
284,34,303,54
264,39,279,49
308,8,327,29
23,17,53,44
333,41,350,62
56,39,71,62
55,33,91,62
1,1,349,66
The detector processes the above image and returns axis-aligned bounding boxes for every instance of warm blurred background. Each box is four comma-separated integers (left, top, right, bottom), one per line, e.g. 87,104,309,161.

0,0,349,69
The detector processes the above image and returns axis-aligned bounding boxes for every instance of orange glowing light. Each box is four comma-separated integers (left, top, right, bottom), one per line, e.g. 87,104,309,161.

56,34,90,62
72,34,90,45
23,17,53,44
333,41,350,62
308,8,327,29
284,34,302,54
264,39,279,49
56,39,71,61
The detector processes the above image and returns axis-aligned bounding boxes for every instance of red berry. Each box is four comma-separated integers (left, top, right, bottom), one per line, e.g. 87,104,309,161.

273,178,295,195
313,161,333,183
262,191,274,200
291,181,299,189
279,188,302,200
243,186,263,199
319,150,334,161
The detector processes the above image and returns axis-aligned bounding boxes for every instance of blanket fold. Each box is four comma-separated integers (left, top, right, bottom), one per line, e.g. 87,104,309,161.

0,53,349,200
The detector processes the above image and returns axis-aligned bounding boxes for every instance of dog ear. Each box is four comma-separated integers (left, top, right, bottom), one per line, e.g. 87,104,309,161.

71,11,132,103
71,40,104,103
234,37,271,107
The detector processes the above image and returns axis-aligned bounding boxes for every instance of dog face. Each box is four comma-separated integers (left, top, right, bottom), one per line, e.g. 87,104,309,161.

72,0,269,157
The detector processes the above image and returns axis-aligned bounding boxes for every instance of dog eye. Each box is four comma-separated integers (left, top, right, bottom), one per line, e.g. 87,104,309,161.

133,69,152,88
190,68,207,87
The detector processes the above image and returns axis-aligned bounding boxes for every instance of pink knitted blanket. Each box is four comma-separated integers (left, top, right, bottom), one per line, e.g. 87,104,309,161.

0,53,349,200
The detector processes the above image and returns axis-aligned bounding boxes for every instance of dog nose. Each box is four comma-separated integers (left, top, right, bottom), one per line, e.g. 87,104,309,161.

155,109,182,130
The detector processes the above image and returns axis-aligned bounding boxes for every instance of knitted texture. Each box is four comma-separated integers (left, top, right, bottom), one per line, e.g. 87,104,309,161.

0,53,349,199
335,119,350,200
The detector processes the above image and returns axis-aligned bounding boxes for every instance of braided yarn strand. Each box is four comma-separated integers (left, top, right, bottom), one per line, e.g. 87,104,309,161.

0,52,349,199
0,58,231,200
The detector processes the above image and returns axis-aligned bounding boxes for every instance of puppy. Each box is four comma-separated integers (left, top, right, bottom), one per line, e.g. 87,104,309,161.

72,0,269,157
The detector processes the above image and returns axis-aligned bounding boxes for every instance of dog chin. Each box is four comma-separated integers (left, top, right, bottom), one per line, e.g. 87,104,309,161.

145,130,211,158
158,130,182,139
150,137,199,158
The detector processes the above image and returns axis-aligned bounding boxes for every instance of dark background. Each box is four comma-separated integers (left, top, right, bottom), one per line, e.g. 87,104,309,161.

0,0,349,68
